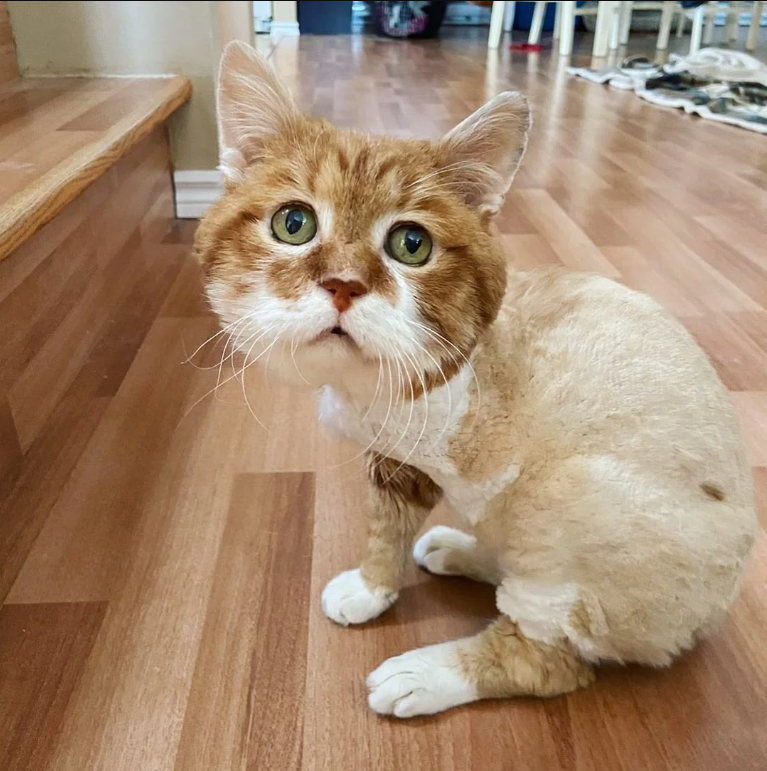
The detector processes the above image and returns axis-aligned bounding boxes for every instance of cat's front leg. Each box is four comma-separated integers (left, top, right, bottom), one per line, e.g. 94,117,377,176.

321,453,441,626
367,616,594,717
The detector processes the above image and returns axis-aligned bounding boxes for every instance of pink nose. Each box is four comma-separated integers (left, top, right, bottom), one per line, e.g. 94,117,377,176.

320,277,368,313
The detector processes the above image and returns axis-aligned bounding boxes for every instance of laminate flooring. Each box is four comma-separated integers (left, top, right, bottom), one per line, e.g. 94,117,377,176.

2,30,766,771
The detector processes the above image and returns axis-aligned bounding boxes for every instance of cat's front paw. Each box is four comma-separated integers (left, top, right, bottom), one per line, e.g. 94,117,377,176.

321,568,396,626
367,642,478,718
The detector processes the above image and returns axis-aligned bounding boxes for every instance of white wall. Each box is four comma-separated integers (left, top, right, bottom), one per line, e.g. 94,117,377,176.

8,0,252,170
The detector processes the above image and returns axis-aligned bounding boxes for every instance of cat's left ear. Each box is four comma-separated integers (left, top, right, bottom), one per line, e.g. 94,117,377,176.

437,92,531,215
216,41,302,183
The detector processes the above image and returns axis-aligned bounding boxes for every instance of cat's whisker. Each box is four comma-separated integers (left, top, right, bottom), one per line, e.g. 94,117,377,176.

379,340,416,464
331,345,399,471
181,313,256,371
236,322,291,429
238,330,273,431
384,347,431,482
218,322,263,402
409,319,482,424
360,354,384,425
184,325,275,418
180,317,240,366
410,336,453,453
289,333,313,386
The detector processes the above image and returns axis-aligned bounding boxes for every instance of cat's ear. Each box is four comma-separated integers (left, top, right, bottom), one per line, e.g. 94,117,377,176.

217,41,302,183
438,92,530,215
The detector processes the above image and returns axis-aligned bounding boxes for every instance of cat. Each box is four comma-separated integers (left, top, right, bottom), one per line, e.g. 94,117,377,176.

194,41,757,718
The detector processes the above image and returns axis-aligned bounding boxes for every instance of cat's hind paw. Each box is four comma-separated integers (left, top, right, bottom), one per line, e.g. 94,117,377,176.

321,568,396,626
413,525,476,575
367,642,478,717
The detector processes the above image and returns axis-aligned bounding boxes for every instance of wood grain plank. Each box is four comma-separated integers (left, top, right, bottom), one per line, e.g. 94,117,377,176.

6,317,212,605
731,393,767,467
508,189,621,277
683,313,767,392
174,472,314,771
0,602,106,771
0,398,21,492
38,380,244,771
754,467,767,529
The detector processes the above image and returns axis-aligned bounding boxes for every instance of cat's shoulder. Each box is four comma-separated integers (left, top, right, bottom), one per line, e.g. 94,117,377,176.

503,267,661,327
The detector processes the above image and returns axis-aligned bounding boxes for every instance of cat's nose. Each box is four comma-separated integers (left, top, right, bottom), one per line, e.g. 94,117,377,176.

320,276,369,313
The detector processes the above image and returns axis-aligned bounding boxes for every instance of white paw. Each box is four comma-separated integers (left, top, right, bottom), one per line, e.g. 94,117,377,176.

321,568,396,626
367,642,478,718
413,525,476,576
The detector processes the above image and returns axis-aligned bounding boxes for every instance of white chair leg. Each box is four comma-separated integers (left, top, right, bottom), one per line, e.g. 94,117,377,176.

594,0,617,57
553,1,562,39
503,0,517,32
657,0,675,50
488,0,506,49
703,2,717,44
690,2,705,54
609,1,624,50
619,0,633,45
529,1,547,44
559,1,576,55
723,1,741,44
676,7,685,37
746,0,763,51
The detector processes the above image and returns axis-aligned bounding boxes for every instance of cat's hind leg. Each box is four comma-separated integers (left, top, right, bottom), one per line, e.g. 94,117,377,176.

413,525,502,584
367,616,594,717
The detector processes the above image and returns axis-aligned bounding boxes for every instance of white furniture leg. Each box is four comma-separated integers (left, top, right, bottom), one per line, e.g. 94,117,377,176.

676,5,686,37
489,0,506,49
689,2,706,54
559,1,576,55
723,1,741,44
529,1,548,44
553,1,562,38
746,0,763,51
610,1,624,49
618,0,634,45
593,1,617,57
503,1,517,32
657,0,675,50
703,1,717,44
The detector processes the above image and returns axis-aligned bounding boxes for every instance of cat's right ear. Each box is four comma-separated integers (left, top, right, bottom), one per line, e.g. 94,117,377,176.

217,41,301,183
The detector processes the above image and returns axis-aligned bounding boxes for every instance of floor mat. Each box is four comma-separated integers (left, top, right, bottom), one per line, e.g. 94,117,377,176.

568,48,767,134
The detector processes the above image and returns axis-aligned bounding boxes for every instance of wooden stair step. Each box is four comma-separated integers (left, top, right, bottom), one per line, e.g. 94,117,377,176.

0,75,191,262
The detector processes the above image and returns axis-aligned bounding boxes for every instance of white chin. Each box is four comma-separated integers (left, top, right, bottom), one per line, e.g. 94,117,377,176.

263,335,377,392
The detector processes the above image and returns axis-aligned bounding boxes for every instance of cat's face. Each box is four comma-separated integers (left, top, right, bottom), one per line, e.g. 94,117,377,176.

195,42,530,396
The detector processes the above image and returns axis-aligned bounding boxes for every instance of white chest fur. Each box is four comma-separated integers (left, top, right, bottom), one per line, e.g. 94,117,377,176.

317,366,518,525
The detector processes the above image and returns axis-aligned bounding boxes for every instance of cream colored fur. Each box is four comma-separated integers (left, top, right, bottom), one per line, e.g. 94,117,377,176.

323,269,756,668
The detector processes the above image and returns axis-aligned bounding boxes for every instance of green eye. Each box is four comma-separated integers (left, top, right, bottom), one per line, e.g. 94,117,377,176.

386,225,432,266
271,204,317,245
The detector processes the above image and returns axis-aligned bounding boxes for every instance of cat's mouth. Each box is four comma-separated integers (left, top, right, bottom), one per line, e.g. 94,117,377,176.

314,324,358,349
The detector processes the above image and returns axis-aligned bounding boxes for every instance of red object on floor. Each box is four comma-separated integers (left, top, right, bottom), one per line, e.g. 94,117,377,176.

509,43,545,52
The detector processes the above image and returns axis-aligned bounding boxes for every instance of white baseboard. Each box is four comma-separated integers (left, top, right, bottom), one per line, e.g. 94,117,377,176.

173,170,223,219
270,20,300,37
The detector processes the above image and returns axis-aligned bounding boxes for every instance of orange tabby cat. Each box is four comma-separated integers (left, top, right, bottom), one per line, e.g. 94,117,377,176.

195,42,757,717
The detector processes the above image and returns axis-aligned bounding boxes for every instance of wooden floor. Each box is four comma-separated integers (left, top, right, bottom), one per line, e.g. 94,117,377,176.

2,30,767,771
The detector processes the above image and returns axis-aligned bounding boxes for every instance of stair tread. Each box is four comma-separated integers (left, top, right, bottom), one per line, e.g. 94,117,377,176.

0,75,191,262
